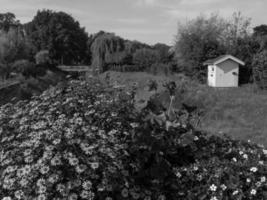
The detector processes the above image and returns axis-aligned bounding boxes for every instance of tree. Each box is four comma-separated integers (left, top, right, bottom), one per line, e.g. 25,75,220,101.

221,12,252,54
25,9,88,65
252,50,267,89
90,32,130,72
0,26,32,79
133,48,160,71
253,25,267,51
0,12,19,32
153,43,171,63
174,13,226,81
174,12,255,83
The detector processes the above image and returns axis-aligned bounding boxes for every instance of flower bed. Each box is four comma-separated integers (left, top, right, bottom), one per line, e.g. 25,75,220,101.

0,79,267,200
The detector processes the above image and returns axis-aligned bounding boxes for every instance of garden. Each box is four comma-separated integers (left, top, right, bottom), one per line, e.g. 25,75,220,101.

0,78,267,200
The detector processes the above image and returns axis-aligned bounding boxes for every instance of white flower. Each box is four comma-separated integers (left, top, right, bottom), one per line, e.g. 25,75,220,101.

38,186,47,194
130,123,139,128
56,184,66,193
251,189,257,195
210,184,217,192
90,162,99,169
82,180,92,190
259,160,264,165
261,176,266,183
14,190,24,199
37,194,46,200
121,188,129,198
175,172,182,178
232,190,239,195
250,167,258,173
243,154,248,159
232,157,237,162
37,178,46,187
2,197,12,200
40,166,50,174
246,178,251,183
210,197,218,200
68,193,78,200
221,184,227,191
256,181,262,187
69,157,79,166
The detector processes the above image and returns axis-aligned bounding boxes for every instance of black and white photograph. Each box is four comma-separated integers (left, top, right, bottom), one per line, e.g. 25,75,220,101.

0,0,267,199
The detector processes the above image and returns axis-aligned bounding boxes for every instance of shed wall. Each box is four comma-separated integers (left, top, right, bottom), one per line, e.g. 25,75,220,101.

215,59,239,87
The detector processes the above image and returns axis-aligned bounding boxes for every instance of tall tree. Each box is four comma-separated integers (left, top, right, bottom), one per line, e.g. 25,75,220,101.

90,32,127,72
153,43,171,63
133,48,160,70
25,10,88,65
253,25,267,51
0,12,19,32
252,50,267,89
174,12,255,83
174,13,226,81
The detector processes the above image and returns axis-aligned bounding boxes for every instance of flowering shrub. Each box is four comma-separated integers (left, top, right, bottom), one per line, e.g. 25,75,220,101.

0,79,267,200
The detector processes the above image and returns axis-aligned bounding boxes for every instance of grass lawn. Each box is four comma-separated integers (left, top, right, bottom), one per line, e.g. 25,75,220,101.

101,71,267,147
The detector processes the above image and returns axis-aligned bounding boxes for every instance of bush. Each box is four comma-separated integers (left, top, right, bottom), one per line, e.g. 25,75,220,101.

149,63,171,76
133,48,160,70
35,50,50,65
12,59,46,78
11,59,35,74
0,79,267,200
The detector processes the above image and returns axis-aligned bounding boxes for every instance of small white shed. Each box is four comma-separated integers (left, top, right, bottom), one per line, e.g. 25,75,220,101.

204,55,245,87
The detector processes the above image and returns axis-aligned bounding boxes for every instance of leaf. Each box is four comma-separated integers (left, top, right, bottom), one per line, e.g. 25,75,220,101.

180,131,195,147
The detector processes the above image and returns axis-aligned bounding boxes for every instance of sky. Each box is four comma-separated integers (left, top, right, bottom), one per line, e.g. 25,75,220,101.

1,0,267,45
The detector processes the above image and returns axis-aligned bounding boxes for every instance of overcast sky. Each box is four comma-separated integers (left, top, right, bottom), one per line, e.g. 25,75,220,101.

1,0,267,45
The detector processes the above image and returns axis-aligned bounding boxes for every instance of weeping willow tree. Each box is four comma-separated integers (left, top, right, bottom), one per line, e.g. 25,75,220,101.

90,32,150,72
90,33,127,72
0,25,32,79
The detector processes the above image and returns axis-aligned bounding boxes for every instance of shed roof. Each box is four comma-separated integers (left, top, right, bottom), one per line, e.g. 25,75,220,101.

203,55,245,66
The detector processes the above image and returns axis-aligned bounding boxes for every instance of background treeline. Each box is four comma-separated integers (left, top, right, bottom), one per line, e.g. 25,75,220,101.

1,10,267,88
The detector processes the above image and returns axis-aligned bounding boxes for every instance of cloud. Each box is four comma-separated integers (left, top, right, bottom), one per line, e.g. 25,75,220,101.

136,0,157,6
115,18,147,24
180,0,221,6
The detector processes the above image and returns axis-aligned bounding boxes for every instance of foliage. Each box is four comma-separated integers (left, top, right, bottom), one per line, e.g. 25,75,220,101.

25,9,88,65
35,50,50,65
252,50,267,89
0,78,267,200
174,13,226,81
253,25,267,51
90,32,127,72
223,12,257,84
89,32,151,73
133,48,160,71
149,63,171,76
153,43,171,64
11,59,35,74
0,28,32,79
0,12,19,32
174,12,255,83
0,29,31,64
0,62,9,80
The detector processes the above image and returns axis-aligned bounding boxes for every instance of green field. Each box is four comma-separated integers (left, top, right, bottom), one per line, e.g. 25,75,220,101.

101,71,267,146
